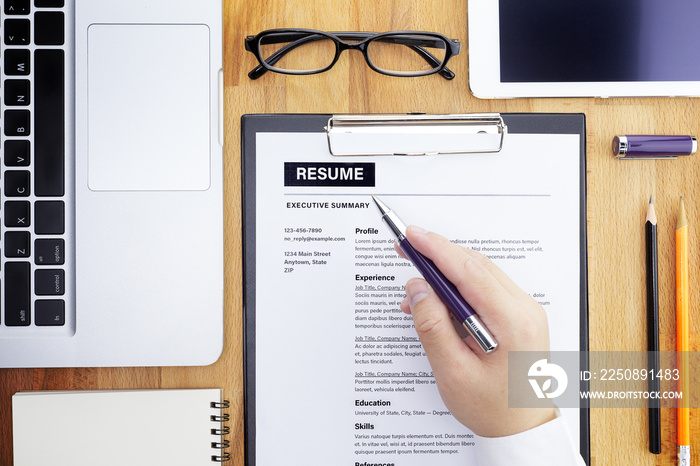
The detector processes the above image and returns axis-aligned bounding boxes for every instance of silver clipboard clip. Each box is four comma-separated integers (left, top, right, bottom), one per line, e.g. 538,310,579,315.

325,114,507,156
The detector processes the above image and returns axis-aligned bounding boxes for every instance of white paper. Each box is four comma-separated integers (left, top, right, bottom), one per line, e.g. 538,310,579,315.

254,132,582,465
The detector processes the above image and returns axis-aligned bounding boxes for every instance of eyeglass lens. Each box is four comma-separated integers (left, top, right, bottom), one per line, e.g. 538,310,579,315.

367,34,447,75
259,32,337,72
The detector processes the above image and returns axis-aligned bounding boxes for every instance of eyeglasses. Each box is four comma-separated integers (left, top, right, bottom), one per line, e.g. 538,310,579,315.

244,28,461,80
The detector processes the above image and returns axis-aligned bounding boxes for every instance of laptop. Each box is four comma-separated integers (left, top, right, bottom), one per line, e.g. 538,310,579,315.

0,0,224,367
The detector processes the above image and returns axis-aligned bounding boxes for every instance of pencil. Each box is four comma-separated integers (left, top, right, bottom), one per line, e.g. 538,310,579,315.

645,197,661,454
676,197,690,466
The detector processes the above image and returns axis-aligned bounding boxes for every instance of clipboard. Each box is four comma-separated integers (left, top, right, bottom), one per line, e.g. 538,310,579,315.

242,113,590,465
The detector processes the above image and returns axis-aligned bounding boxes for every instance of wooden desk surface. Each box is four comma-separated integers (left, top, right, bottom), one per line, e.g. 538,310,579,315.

1,1,699,464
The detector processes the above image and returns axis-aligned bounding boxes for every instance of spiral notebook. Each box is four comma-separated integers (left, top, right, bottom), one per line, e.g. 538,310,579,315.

12,389,230,465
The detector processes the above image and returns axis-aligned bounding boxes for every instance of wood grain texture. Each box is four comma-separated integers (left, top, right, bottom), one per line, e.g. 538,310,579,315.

1,1,699,464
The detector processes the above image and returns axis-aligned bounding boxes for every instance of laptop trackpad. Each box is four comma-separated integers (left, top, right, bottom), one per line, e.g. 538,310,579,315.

87,24,211,191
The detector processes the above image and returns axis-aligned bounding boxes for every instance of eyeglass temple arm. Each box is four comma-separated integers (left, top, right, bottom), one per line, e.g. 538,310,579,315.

247,32,455,80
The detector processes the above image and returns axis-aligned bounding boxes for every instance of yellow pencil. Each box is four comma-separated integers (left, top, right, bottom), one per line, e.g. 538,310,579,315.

676,197,690,466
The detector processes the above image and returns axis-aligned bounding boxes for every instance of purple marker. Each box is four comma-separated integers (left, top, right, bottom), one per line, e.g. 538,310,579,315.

372,196,498,353
613,135,697,159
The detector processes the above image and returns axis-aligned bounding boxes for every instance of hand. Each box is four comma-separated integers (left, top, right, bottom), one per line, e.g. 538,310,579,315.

397,226,555,437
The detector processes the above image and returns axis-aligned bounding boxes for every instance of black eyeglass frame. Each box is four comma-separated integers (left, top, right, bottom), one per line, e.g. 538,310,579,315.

244,28,461,80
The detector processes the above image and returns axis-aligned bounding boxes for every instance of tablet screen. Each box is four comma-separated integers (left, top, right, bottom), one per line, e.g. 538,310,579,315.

500,0,700,83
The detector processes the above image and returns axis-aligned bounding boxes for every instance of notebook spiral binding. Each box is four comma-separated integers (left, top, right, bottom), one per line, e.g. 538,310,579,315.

210,400,232,463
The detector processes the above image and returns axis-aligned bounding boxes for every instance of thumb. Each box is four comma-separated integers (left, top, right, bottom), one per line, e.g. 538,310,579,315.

405,279,478,370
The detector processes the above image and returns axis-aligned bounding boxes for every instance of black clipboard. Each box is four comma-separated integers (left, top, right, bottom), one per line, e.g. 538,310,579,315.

242,113,590,465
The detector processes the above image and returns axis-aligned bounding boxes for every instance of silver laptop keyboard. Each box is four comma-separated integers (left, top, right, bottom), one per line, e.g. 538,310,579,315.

2,0,66,328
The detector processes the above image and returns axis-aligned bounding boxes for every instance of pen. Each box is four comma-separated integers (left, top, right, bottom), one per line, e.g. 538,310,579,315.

676,197,690,466
613,135,697,159
371,196,498,353
645,197,661,454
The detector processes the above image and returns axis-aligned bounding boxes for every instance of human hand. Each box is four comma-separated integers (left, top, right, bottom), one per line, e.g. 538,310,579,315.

397,226,555,437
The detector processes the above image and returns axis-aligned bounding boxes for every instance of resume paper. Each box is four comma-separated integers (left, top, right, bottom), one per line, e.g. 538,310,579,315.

253,131,582,465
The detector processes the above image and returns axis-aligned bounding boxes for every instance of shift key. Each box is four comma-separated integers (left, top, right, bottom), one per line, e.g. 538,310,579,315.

5,262,30,326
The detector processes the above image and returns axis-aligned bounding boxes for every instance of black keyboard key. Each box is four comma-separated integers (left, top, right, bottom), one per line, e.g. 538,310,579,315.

6,0,30,15
35,269,64,295
35,49,65,196
4,19,31,45
5,231,31,257
5,170,30,197
34,12,64,45
35,238,64,265
35,0,64,6
35,201,64,234
4,79,31,106
4,110,31,136
4,140,30,166
5,262,30,326
4,49,31,76
4,201,31,227
35,300,65,326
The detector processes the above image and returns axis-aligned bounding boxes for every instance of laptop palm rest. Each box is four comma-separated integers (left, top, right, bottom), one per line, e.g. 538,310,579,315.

73,20,224,367
87,24,211,192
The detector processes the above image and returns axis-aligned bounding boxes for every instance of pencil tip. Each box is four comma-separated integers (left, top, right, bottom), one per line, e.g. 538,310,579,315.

647,197,657,224
677,196,688,229
649,195,653,204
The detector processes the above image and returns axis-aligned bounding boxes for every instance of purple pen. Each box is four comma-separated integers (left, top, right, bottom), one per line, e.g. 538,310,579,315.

613,135,697,159
372,196,498,353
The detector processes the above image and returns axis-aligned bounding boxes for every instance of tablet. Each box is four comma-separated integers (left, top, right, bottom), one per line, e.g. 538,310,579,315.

468,0,700,98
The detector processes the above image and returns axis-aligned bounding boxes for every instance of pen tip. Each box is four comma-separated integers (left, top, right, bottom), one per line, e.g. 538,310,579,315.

371,196,390,214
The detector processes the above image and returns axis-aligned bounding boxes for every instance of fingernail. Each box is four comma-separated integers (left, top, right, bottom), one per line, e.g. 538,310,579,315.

405,279,430,307
400,297,411,314
407,225,428,235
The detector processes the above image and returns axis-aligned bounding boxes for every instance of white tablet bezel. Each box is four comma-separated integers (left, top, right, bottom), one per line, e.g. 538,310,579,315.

468,0,700,98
